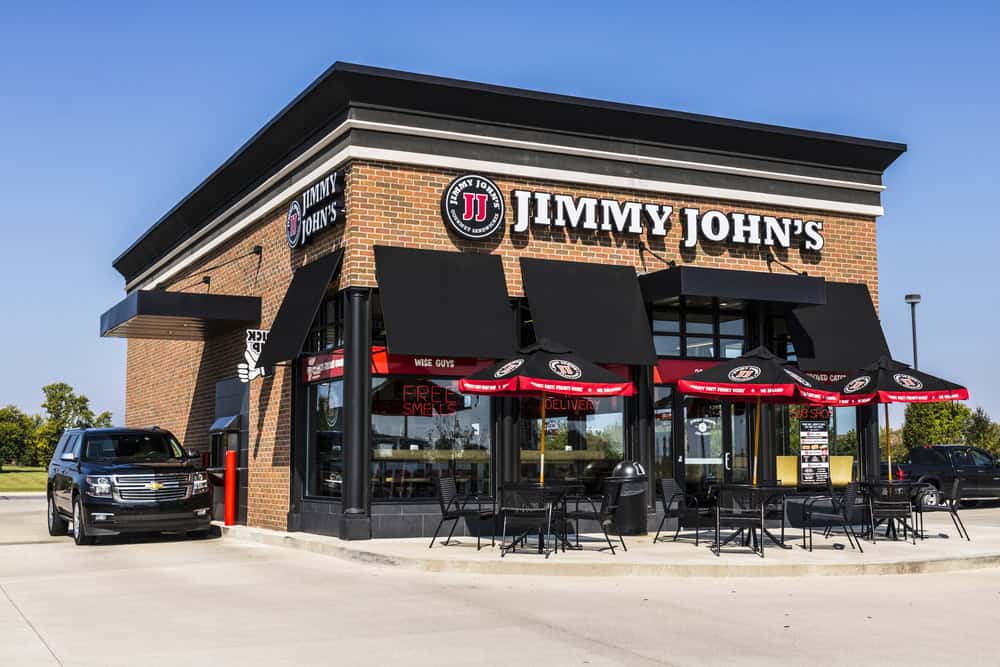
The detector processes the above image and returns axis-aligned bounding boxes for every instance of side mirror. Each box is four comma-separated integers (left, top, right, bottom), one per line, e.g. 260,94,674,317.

60,452,76,462
185,448,201,460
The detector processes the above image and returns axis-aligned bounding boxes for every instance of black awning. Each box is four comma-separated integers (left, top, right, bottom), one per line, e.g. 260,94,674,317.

374,246,516,358
787,281,890,373
639,266,826,306
257,250,344,368
520,258,655,365
100,290,261,341
209,415,241,432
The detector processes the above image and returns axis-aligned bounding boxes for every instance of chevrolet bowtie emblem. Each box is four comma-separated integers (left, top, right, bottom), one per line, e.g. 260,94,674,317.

145,481,164,491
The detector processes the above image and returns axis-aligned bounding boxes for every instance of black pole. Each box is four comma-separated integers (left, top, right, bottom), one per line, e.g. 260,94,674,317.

634,364,655,506
909,302,919,370
859,404,880,482
754,302,776,483
343,287,371,526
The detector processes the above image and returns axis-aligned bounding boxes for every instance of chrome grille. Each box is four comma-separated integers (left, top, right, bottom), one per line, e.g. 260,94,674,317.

114,473,190,502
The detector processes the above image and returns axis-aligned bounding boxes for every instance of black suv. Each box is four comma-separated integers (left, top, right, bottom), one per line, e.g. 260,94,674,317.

46,427,212,545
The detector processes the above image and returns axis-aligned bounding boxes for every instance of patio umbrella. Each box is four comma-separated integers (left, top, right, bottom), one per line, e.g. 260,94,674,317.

830,357,969,480
677,347,840,484
459,339,634,483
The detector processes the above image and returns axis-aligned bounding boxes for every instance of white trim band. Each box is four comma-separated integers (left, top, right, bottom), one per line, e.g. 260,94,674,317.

349,119,886,193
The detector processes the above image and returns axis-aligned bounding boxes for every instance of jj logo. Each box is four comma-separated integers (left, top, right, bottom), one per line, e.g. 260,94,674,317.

441,174,505,240
462,193,489,222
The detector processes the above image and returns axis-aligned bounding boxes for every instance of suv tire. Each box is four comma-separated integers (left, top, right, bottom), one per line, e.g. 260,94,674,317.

47,494,68,536
72,496,95,546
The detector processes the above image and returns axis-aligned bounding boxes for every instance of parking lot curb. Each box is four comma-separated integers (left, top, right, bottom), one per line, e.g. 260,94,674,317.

218,523,1000,577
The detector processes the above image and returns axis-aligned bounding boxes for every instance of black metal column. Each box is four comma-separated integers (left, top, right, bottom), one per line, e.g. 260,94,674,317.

753,302,776,483
342,287,371,539
633,365,655,505
499,398,519,485
858,404,881,482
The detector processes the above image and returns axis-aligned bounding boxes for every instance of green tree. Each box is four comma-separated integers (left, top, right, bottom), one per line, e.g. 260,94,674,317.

34,383,113,463
965,407,1000,456
902,402,971,449
0,405,38,470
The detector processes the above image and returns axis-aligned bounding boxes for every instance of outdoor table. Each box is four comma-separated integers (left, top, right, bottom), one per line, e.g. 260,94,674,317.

710,483,794,550
500,481,580,554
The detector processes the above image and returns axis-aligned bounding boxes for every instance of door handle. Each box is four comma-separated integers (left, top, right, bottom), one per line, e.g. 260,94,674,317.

724,453,732,471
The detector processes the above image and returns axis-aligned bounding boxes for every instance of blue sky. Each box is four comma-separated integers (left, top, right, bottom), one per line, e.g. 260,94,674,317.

1,2,997,427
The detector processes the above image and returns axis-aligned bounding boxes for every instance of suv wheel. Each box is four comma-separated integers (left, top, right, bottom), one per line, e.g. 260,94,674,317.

47,494,67,536
72,496,95,546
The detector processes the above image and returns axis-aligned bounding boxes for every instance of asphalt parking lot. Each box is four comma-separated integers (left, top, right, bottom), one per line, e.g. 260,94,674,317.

3,494,1000,666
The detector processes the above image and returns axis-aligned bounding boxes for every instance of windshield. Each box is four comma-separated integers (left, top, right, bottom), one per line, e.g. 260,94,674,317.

82,433,184,461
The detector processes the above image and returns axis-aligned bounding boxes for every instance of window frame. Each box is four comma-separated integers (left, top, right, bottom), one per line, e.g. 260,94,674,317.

651,297,748,361
368,373,496,503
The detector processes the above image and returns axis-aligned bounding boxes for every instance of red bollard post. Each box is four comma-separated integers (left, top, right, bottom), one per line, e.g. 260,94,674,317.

224,449,237,526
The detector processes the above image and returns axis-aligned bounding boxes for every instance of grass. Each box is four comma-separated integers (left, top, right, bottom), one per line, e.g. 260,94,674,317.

0,466,47,493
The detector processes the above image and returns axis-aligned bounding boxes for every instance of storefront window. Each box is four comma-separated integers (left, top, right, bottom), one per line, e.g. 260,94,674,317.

518,395,624,496
653,387,673,482
307,380,344,498
770,315,796,361
652,297,747,360
305,293,344,353
370,377,491,500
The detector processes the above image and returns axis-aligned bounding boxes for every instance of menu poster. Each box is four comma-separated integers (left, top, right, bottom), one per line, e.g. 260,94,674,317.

799,420,830,486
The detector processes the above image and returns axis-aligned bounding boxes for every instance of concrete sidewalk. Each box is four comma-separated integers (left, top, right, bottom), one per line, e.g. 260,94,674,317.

221,508,999,577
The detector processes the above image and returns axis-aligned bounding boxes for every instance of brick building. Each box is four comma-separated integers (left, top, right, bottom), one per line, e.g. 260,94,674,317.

101,63,905,539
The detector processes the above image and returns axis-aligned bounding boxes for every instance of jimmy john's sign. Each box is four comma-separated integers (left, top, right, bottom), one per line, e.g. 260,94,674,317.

440,174,825,251
286,170,345,248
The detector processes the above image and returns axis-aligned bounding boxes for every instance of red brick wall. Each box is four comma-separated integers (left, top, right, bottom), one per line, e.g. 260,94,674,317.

125,158,879,531
344,161,879,309
125,199,346,530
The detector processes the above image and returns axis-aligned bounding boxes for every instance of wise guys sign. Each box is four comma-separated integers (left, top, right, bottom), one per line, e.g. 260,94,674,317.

440,174,825,251
286,170,345,248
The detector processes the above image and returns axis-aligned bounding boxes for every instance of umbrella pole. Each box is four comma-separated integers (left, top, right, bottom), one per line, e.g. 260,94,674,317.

539,391,546,485
752,396,761,486
885,403,892,482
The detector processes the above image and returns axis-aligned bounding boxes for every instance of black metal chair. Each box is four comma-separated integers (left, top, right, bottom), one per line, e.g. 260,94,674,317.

563,479,626,554
914,478,970,541
867,481,916,544
428,475,495,551
498,483,553,558
653,478,709,546
713,485,766,558
802,482,864,553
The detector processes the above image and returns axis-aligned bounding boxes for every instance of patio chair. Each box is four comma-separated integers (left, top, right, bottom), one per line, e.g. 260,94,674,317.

499,483,553,558
714,486,766,558
653,478,709,546
562,479,626,554
802,482,864,553
914,478,970,541
867,482,917,544
428,475,495,550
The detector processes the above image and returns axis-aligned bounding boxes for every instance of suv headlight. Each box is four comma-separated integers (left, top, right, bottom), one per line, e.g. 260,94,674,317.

85,476,112,497
191,472,209,495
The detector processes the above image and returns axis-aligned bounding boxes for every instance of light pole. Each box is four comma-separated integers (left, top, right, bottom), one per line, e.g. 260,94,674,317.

904,293,921,369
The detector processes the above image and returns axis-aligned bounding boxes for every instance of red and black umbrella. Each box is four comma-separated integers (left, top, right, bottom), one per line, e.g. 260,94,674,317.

677,346,839,405
677,347,840,484
831,357,969,406
459,340,634,397
459,340,633,483
830,357,969,480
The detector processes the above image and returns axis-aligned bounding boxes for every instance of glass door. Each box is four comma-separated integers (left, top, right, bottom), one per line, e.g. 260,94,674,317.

680,397,751,496
682,398,725,495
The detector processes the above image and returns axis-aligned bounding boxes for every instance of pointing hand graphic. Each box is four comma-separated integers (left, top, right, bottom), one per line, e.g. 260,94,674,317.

238,345,266,383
